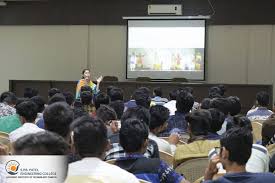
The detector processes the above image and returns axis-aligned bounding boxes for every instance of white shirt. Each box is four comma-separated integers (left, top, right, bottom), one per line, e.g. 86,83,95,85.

149,132,176,155
164,100,176,116
67,157,139,183
9,123,44,143
246,144,270,173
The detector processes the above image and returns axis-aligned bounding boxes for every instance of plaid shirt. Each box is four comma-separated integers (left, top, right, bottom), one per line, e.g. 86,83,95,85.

0,103,16,118
105,139,159,161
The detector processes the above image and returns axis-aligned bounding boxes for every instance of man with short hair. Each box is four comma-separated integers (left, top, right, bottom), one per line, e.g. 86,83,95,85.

116,118,189,183
9,101,44,142
67,116,139,183
208,108,225,140
247,91,273,121
151,87,168,106
0,91,17,118
204,127,275,182
94,92,110,110
164,89,178,116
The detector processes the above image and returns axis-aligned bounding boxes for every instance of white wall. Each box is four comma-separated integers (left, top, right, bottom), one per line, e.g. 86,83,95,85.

0,25,274,101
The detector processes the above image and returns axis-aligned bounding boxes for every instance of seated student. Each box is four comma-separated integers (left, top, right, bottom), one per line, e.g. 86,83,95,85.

48,88,61,99
208,108,225,140
0,91,17,118
94,92,110,110
200,98,212,110
174,110,220,166
161,90,194,136
62,91,75,107
109,100,124,120
80,91,96,116
212,116,270,173
67,116,139,183
105,106,160,160
247,91,273,121
108,87,124,102
125,87,152,110
208,87,223,99
30,96,46,123
115,118,189,183
183,87,200,111
261,114,275,146
9,101,44,143
23,88,38,98
164,89,178,116
149,105,179,154
204,127,275,183
151,87,168,106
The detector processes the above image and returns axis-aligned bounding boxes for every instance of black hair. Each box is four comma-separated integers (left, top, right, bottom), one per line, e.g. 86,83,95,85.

218,85,226,96
183,87,194,94
109,100,124,120
121,106,150,126
31,96,46,113
44,102,74,138
226,115,252,131
62,91,75,106
48,93,66,105
201,98,211,110
220,127,253,165
106,86,116,96
149,105,169,130
209,86,222,98
119,118,149,153
94,92,110,110
96,105,117,124
0,91,17,105
108,87,124,101
70,115,108,158
82,68,90,75
169,89,178,100
208,108,225,133
80,85,93,93
16,97,30,106
3,92,17,106
227,96,241,116
176,91,194,113
256,91,269,107
210,98,230,115
153,87,163,97
186,109,211,136
16,101,38,122
24,88,39,98
80,91,93,105
13,131,69,155
48,88,61,98
133,88,151,109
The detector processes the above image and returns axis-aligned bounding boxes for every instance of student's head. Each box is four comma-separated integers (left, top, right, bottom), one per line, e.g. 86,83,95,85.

120,118,149,153
48,93,66,105
227,96,241,116
210,98,229,115
70,116,108,158
149,105,169,133
226,115,252,131
48,88,61,98
82,69,91,80
13,131,69,155
186,109,211,136
200,98,211,110
80,91,93,105
183,87,194,94
62,91,75,106
24,88,38,98
0,91,17,106
262,115,275,146
176,90,194,113
108,87,124,101
169,89,178,100
153,87,163,97
96,105,117,124
106,85,116,96
220,127,253,166
80,85,93,93
109,100,124,120
208,108,225,133
31,96,46,113
256,91,269,107
121,106,150,127
94,92,110,110
217,85,226,96
209,86,222,98
133,88,151,109
16,101,38,123
44,102,74,139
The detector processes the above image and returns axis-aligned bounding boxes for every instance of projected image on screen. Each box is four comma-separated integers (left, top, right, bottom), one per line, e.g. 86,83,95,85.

127,20,206,80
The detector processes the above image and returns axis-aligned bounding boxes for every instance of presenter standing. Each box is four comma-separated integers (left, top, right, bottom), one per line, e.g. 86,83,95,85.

75,69,103,99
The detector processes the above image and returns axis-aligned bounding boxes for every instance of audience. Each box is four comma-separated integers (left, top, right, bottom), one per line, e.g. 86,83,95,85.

151,87,168,106
208,108,225,140
30,95,46,123
116,118,189,183
261,114,275,146
94,92,110,110
9,100,44,142
80,90,95,115
67,115,139,183
62,91,75,107
23,88,38,98
0,91,17,118
164,89,178,115
125,87,151,110
247,91,273,121
204,127,275,182
108,87,124,101
109,100,124,119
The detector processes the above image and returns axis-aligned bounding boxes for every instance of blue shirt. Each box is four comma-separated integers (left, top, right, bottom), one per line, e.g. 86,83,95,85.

204,172,275,183
160,111,187,136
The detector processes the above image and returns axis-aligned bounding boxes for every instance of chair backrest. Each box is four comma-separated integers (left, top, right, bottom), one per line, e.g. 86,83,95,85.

159,150,174,168
105,159,116,165
102,76,118,82
0,131,9,138
175,158,209,183
0,136,11,153
171,78,188,82
138,179,151,183
136,77,151,82
267,143,275,156
251,121,263,143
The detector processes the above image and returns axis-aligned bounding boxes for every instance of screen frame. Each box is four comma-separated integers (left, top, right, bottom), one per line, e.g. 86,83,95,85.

126,18,207,81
